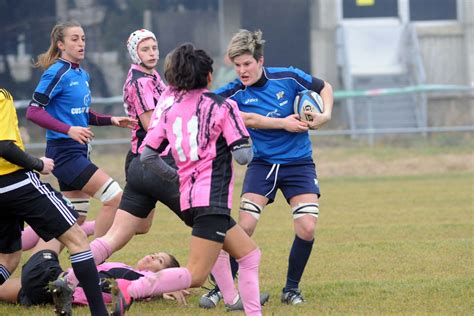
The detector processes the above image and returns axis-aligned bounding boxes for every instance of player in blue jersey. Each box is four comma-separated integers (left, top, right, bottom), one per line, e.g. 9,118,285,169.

26,21,136,238
208,29,334,306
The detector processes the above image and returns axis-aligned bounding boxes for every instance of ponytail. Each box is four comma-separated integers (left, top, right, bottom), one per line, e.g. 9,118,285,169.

34,21,82,69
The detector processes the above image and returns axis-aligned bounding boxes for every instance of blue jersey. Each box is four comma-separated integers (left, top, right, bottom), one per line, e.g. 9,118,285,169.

33,59,91,140
215,67,313,164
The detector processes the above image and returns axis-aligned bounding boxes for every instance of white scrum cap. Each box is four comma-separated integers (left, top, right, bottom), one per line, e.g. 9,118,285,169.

127,29,157,64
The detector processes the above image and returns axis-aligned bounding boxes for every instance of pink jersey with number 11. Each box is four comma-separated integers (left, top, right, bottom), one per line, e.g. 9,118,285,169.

143,87,249,211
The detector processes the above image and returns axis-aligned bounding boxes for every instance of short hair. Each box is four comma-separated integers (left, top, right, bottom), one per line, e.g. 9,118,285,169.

164,43,213,91
227,29,265,61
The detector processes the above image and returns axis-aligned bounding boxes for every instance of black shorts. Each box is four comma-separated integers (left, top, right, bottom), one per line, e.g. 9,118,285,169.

182,207,236,243
119,154,182,220
18,250,63,306
124,149,135,179
0,170,79,253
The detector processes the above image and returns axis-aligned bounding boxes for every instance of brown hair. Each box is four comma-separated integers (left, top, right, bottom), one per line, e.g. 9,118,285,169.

167,254,180,268
164,43,213,91
34,21,82,69
227,29,265,61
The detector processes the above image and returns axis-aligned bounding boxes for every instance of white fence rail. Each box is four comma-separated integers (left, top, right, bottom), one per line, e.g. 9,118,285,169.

20,84,474,149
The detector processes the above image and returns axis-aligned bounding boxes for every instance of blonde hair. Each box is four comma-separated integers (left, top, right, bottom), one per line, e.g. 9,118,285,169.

227,29,265,61
34,21,82,69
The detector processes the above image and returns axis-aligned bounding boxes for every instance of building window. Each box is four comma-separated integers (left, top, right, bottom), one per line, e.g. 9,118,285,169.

342,0,398,19
409,0,457,21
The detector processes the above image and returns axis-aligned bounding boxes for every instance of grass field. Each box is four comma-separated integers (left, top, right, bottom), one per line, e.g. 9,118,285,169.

1,139,473,315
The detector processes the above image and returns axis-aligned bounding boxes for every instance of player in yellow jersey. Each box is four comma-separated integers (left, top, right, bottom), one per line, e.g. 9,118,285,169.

0,88,125,316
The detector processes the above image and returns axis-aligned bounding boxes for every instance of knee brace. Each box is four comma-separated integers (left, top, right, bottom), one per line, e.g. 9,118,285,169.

93,179,122,203
292,203,319,219
240,198,264,220
69,198,91,216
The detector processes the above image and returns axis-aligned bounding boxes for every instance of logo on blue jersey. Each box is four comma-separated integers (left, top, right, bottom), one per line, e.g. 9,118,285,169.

83,93,91,106
71,107,89,114
244,98,258,104
266,109,281,118
69,81,79,87
276,91,285,100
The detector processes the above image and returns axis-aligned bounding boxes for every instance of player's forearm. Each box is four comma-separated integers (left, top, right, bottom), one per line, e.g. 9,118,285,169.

89,109,112,126
241,111,285,129
26,105,70,134
320,81,334,119
0,140,44,171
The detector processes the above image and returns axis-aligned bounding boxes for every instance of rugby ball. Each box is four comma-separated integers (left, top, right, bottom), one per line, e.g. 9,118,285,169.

293,90,324,122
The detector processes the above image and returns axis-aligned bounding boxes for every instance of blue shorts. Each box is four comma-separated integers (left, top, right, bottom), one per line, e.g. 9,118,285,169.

242,157,320,204
46,139,98,191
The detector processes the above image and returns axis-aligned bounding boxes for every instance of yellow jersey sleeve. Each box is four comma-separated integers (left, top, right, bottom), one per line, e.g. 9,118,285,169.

0,89,25,175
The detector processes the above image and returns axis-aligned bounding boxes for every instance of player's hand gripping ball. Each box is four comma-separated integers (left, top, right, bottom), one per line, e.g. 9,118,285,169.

293,90,324,122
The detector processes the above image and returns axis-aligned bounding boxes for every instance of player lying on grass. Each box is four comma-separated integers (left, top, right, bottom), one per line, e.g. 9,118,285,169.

0,238,188,315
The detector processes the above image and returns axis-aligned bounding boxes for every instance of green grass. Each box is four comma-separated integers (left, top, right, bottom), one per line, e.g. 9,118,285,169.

1,145,473,315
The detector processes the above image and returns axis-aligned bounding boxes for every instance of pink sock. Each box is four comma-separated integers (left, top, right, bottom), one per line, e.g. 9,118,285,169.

21,226,40,251
237,248,262,316
211,250,238,305
127,267,192,299
80,220,95,236
90,237,112,265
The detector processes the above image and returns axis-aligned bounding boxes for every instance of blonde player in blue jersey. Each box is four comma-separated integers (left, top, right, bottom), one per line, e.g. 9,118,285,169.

206,29,334,306
26,21,136,238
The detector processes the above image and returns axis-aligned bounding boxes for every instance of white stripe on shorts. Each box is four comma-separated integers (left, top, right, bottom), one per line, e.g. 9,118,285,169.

26,171,76,225
0,178,31,194
264,163,280,197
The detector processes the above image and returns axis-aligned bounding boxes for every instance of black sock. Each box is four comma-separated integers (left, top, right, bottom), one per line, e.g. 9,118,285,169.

70,250,108,316
230,256,239,279
285,235,314,291
0,264,11,285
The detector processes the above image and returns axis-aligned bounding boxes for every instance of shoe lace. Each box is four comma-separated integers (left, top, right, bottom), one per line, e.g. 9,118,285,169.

287,289,303,302
200,275,218,293
204,287,220,298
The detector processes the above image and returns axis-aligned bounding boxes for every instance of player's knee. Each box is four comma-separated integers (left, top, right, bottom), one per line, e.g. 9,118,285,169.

59,224,89,252
135,220,152,235
297,225,316,241
240,198,263,220
93,179,122,204
0,251,21,275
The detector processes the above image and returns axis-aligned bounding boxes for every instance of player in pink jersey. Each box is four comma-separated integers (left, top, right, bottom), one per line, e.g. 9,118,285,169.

140,43,262,316
0,238,188,312
68,30,184,280
123,29,167,158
